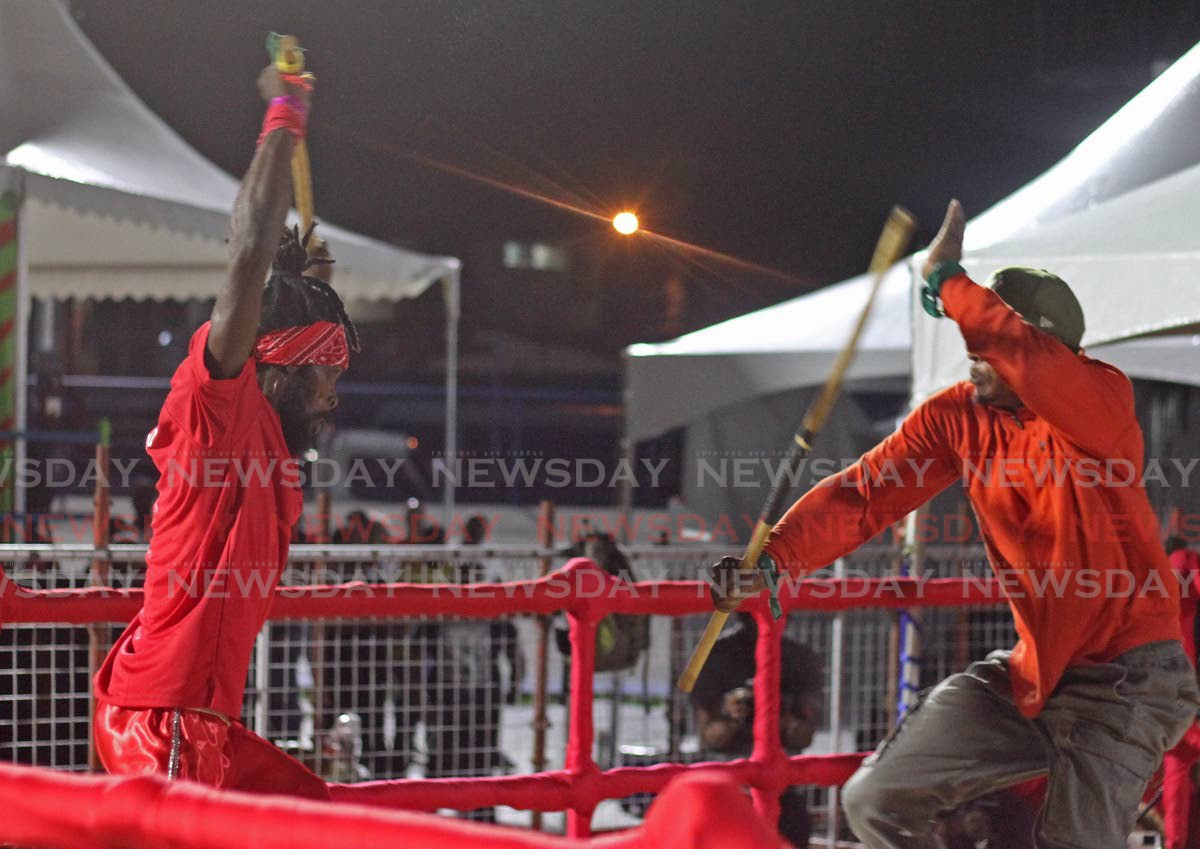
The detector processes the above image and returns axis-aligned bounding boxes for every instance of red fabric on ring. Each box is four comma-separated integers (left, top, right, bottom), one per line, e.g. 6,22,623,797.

0,762,791,849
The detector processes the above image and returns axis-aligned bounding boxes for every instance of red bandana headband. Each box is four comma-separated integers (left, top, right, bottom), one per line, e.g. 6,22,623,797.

254,321,349,369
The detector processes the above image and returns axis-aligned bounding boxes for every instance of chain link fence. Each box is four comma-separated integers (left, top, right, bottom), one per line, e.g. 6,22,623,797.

0,537,1012,839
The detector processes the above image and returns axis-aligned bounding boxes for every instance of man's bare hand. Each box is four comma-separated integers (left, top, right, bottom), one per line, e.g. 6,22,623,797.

920,199,965,279
257,65,312,111
709,555,765,613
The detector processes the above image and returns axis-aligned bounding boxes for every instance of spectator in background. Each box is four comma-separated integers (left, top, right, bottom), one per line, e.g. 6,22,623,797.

327,509,413,779
1161,536,1200,849
110,478,157,545
689,612,823,848
937,790,1039,849
22,482,58,573
0,483,88,769
415,515,522,822
399,499,445,583
331,510,386,564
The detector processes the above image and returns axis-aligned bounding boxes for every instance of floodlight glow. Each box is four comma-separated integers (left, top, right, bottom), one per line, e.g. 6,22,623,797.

613,211,639,235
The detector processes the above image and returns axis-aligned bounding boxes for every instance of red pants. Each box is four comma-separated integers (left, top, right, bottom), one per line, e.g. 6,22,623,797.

1164,721,1200,849
95,702,329,800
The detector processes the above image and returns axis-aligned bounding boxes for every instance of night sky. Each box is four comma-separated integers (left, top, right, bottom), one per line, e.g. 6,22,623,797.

70,1,1200,365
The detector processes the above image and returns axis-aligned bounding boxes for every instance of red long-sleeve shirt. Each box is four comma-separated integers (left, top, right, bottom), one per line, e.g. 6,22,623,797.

1171,548,1200,664
765,274,1179,717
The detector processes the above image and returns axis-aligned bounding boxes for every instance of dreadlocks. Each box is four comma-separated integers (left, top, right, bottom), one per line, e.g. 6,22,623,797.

259,223,361,355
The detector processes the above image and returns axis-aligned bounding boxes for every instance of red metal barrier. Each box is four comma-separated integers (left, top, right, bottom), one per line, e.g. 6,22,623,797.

0,558,1006,838
0,562,1006,622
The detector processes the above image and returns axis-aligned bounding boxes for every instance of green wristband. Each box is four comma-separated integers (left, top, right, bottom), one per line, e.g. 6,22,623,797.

920,260,965,318
756,552,783,621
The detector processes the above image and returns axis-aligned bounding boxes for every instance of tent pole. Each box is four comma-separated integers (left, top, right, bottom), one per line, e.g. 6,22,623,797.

617,352,634,544
13,172,29,520
0,170,19,523
442,268,460,531
900,268,924,725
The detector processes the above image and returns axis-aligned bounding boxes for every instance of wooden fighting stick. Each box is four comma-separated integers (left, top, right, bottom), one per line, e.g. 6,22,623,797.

676,206,917,693
267,33,317,246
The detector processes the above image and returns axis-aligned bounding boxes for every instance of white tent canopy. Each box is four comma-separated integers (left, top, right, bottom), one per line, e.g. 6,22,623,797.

912,160,1200,401
909,36,1200,403
627,265,1200,445
1,0,459,300
625,266,911,441
1,0,461,518
962,39,1200,251
626,38,1200,443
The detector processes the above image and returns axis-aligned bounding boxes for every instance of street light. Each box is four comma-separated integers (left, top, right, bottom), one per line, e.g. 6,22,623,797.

612,211,639,235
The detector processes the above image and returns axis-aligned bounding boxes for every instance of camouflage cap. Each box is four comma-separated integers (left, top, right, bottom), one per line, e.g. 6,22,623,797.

988,267,1085,350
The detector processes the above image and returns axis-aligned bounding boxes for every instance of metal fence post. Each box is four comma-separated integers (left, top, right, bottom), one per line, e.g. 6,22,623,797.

826,557,846,847
898,507,928,722
86,419,111,772
253,629,269,737
531,499,555,830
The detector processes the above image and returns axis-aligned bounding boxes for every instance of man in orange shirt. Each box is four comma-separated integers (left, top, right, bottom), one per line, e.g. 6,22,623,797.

714,201,1196,849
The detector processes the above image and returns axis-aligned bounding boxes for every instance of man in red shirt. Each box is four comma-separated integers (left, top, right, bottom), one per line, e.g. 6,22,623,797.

1161,537,1200,849
714,201,1196,848
92,63,358,798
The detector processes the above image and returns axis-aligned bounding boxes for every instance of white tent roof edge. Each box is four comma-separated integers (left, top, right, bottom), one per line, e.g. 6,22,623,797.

8,168,460,303
624,33,1200,441
963,38,1200,249
1,0,464,520
1,0,460,304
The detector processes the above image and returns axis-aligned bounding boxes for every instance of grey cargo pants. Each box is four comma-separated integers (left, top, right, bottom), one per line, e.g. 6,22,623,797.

843,641,1198,849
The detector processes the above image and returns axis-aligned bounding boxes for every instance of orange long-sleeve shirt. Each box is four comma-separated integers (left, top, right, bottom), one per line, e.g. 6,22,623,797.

765,273,1179,717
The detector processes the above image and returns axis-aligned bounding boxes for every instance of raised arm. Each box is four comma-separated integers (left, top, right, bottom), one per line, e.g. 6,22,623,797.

763,390,961,576
922,201,1135,456
711,388,962,612
206,67,310,379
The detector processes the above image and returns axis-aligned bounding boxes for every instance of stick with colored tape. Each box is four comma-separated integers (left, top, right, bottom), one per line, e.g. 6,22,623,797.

676,206,917,693
267,33,316,238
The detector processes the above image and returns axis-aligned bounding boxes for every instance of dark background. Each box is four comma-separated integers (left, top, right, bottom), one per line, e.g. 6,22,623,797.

42,1,1200,504
68,1,1200,361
